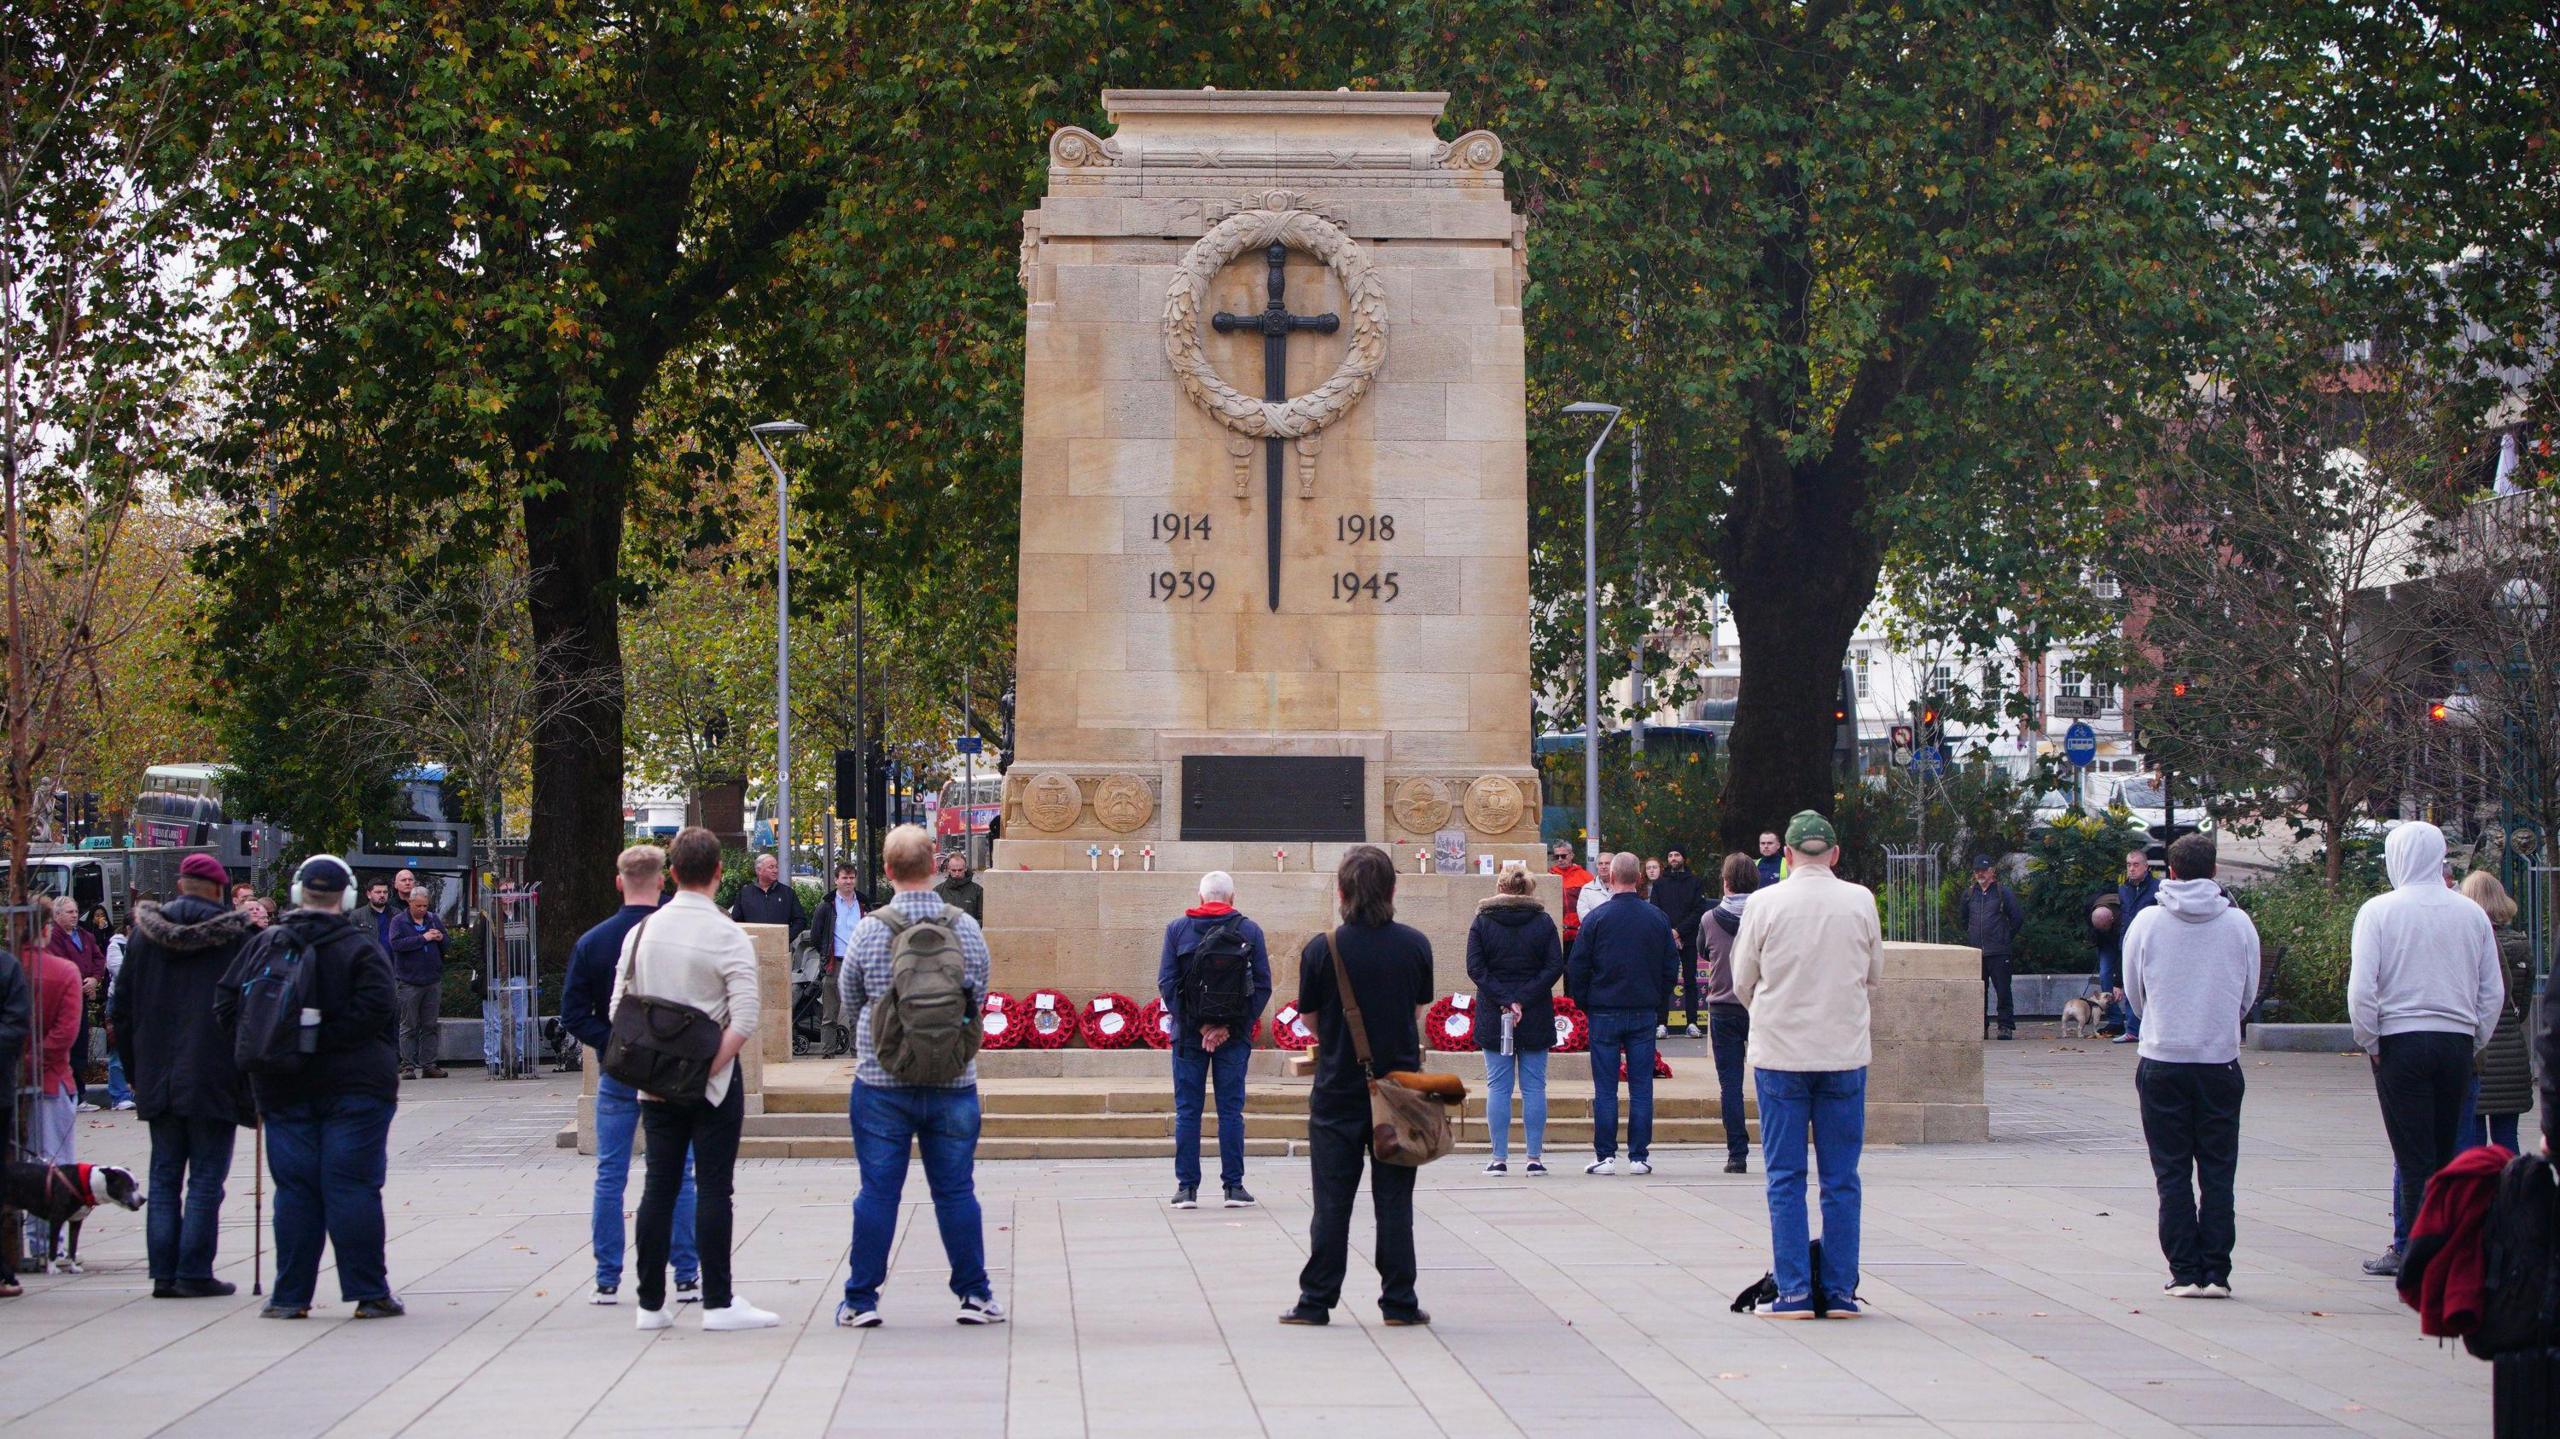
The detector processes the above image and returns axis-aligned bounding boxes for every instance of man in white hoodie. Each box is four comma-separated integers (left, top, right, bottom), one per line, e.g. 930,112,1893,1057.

2347,821,2503,1273
2123,835,2259,1298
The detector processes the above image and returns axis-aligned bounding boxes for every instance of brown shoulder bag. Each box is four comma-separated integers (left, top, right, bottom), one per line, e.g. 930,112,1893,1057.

1325,928,1462,1167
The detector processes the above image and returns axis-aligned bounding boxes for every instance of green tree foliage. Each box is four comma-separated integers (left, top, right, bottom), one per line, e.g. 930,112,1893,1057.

2017,808,2151,973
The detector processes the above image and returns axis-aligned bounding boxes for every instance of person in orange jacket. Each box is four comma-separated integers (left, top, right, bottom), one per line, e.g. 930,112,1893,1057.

1547,841,1596,947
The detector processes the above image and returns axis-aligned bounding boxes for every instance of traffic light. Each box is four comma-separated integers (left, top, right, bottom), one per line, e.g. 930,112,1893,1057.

1833,666,1858,775
2428,699,2452,725
1918,697,1946,754
834,748,861,819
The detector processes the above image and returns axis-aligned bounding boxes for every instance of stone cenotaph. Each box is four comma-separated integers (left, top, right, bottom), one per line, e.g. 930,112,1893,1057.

982,89,1556,998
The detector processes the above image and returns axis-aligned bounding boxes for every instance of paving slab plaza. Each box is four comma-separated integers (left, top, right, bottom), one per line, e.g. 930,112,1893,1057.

4,1034,2507,1439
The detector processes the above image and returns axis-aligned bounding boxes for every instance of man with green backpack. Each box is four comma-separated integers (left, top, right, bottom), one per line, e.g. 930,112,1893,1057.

836,823,1000,1329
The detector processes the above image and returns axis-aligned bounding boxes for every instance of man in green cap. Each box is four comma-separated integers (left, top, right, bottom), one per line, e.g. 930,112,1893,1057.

1731,809,1884,1318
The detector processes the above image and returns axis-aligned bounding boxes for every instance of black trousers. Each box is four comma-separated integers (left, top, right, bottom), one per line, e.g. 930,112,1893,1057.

1297,1105,1419,1316
2374,1030,2476,1234
1983,952,2015,1032
636,1067,742,1312
1708,1003,1751,1162
1678,936,1701,1027
2135,1058,2244,1285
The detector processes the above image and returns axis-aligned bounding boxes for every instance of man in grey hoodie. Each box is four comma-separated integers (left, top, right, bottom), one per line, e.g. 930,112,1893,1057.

2347,821,2503,1272
2123,835,2258,1298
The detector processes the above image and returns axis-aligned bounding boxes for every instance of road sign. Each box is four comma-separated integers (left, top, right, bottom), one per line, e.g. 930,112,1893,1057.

1889,723,1915,768
1913,744,1946,779
956,735,985,755
2063,721,2098,767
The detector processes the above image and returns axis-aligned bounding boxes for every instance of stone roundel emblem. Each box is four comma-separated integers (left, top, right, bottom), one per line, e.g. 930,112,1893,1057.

1162,193,1388,440
1389,778,1452,836
1021,772,1083,833
1462,776,1525,837
1092,774,1154,834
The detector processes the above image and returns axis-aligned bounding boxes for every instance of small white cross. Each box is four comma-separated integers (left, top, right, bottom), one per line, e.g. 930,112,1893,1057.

1415,847,1429,874
1109,845,1125,872
1087,844,1101,871
1141,845,1156,872
1274,846,1286,873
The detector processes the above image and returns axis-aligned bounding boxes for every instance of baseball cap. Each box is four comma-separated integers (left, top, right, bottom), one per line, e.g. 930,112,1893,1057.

1971,853,1994,871
294,854,354,895
179,853,230,886
1783,810,1836,855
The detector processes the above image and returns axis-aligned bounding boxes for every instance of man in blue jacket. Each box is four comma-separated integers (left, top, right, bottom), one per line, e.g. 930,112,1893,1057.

559,843,699,1307
2099,848,2159,1044
1567,852,1680,1175
1156,870,1271,1211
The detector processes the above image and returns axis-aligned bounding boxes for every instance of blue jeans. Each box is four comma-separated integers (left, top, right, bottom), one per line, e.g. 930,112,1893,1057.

1755,1067,1866,1306
264,1092,395,1309
107,1052,132,1107
592,1075,697,1288
844,1083,989,1312
1483,1048,1548,1162
1172,1040,1250,1189
1585,1008,1658,1161
2478,1112,2521,1151
2099,953,2138,1036
482,979,532,1070
145,1116,235,1283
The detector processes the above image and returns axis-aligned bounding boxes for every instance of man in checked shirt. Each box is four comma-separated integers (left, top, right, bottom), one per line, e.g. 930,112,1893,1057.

834,823,1004,1329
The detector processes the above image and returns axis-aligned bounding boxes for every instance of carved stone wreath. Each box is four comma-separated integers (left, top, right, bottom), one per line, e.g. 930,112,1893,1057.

1162,191,1388,440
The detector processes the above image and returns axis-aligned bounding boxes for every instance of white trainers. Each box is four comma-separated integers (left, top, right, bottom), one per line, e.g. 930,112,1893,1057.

2197,1281,2232,1299
1628,1159,1654,1176
635,1305,674,1331
113,1100,136,1111
1655,1024,1668,1038
957,1295,1008,1325
591,1284,620,1306
837,1302,881,1328
702,1298,781,1331
1585,1157,1615,1176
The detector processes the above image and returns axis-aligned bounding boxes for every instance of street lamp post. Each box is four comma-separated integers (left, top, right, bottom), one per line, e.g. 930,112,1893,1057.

751,421,808,875
1563,402,1622,867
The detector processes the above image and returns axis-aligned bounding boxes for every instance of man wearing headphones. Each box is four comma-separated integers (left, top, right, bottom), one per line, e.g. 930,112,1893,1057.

214,854,405,1320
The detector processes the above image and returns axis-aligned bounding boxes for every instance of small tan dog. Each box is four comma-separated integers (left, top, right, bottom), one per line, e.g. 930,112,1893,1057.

2060,992,2107,1040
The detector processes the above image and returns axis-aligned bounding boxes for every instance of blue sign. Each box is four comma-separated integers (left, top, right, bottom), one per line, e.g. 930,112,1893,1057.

2063,721,2098,767
1913,745,1946,779
955,736,985,755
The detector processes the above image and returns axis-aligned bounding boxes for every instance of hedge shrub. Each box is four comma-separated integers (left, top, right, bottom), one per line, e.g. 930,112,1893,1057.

2232,865,2377,1025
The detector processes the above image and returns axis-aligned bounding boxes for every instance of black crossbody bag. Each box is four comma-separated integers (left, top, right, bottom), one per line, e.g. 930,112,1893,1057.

601,914,723,1104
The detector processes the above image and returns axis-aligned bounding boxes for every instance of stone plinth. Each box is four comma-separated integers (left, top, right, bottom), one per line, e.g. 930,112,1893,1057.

1841,942,1990,1143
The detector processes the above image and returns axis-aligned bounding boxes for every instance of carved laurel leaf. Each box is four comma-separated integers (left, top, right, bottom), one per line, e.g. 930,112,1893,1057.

1161,200,1388,441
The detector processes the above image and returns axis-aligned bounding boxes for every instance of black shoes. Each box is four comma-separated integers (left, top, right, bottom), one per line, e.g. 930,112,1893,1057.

1724,1156,1749,1175
2361,1249,2402,1277
1381,1309,1432,1327
259,1304,309,1320
1277,1304,1329,1326
158,1278,236,1299
1171,1184,1198,1210
353,1296,406,1319
1996,1030,2016,1041
1223,1185,1257,1208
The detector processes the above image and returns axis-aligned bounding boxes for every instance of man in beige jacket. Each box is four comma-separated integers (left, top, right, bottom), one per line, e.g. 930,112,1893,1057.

614,825,774,1332
1731,810,1884,1318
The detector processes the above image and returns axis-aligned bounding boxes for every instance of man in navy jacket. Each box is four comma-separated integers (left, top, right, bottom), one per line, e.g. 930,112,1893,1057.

1567,852,1680,1175
559,844,699,1306
1155,870,1271,1211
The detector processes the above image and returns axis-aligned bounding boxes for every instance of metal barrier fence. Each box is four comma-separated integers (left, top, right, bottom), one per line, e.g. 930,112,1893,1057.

480,883,540,1078
1884,847,1943,944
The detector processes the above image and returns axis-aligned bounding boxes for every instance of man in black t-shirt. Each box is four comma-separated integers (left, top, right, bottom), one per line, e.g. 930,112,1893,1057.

1282,846,1436,1329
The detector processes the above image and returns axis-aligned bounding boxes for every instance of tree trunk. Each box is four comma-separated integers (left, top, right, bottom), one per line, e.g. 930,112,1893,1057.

1716,457,1880,851
522,444,629,973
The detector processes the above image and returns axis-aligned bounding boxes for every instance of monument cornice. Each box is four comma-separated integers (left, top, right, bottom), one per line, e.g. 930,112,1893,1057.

1102,88,1450,118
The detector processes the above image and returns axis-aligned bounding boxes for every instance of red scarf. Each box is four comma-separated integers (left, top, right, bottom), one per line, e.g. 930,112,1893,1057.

1186,902,1236,919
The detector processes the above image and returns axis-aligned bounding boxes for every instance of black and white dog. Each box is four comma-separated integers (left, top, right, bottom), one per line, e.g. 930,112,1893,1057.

6,1162,146,1274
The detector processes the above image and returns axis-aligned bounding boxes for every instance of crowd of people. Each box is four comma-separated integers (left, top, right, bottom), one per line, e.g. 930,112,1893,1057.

0,812,2545,1366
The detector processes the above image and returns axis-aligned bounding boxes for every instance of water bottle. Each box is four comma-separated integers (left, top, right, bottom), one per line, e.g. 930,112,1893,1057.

1500,1010,1516,1057
299,1006,321,1055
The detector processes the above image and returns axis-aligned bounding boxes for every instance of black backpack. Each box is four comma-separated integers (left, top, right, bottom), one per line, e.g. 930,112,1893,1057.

1181,917,1254,1028
231,934,318,1076
2470,1152,2560,1359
